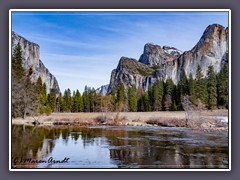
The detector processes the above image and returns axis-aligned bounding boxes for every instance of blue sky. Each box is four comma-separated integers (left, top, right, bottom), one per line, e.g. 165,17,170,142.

12,11,229,93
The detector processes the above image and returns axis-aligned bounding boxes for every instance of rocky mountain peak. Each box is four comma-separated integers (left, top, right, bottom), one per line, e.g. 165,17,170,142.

143,43,162,52
108,56,155,94
118,56,135,68
191,24,227,53
179,24,229,78
107,24,228,94
139,43,175,67
162,45,182,58
117,56,154,76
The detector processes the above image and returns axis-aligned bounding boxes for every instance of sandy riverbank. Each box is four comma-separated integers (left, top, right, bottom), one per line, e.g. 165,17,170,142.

12,110,228,131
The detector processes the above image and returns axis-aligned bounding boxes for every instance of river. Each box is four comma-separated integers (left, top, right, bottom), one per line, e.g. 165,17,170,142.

11,125,228,169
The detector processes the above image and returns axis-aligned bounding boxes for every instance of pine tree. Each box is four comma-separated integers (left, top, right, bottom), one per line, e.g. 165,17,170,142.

35,76,43,113
116,84,126,111
143,92,151,111
163,78,174,111
12,43,26,117
49,88,56,112
195,65,208,106
110,87,118,111
171,100,177,111
41,83,48,106
89,88,97,112
68,88,73,111
71,91,76,112
175,84,181,109
45,104,52,115
164,78,174,96
207,65,217,110
35,76,43,95
82,86,91,112
62,90,68,112
12,43,25,79
172,85,178,110
56,92,63,112
153,80,164,111
117,84,125,103
147,86,154,111
179,70,189,96
217,63,229,108
127,87,138,112
72,90,83,112
62,88,72,112
38,83,48,114
188,73,196,102
77,90,84,112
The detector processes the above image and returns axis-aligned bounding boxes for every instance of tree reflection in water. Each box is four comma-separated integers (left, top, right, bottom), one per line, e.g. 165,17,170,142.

12,125,228,169
12,125,57,168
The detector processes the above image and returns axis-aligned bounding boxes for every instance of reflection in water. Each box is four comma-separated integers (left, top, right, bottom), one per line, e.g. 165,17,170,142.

12,125,228,169
12,125,56,168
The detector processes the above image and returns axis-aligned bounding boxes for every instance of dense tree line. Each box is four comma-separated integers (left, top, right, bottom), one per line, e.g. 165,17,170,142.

54,64,228,113
12,44,229,118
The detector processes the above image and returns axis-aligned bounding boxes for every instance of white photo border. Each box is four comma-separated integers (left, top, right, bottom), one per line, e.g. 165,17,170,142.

9,9,231,172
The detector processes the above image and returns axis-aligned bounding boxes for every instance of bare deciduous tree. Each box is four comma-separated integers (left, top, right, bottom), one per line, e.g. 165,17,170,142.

164,94,172,111
12,67,39,119
181,95,204,128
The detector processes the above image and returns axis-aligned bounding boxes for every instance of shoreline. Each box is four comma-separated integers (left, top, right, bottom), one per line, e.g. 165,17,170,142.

12,110,228,131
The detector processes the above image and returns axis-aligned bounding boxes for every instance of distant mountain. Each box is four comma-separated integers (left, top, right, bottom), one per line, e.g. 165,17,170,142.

12,32,60,94
108,24,228,94
96,84,109,96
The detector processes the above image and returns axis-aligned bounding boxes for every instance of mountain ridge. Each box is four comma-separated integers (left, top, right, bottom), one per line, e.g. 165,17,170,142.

107,24,229,94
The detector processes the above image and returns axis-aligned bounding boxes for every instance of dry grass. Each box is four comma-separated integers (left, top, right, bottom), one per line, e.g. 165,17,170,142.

146,118,186,127
12,110,228,130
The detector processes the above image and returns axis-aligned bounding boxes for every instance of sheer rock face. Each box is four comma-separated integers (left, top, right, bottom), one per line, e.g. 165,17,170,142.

108,57,156,93
177,24,228,80
108,24,228,93
139,43,176,67
12,32,60,94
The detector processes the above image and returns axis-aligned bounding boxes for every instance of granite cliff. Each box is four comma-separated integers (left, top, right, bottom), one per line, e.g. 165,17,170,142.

12,32,60,94
108,24,228,93
96,84,109,96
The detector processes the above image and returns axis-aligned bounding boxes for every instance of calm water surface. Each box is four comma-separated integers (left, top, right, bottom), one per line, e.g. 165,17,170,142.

12,125,228,169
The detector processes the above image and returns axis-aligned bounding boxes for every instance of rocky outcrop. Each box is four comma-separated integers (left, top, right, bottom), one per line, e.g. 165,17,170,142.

177,24,228,81
12,32,60,94
108,44,181,92
96,84,109,96
108,24,228,94
163,46,182,59
139,43,175,67
108,57,155,93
